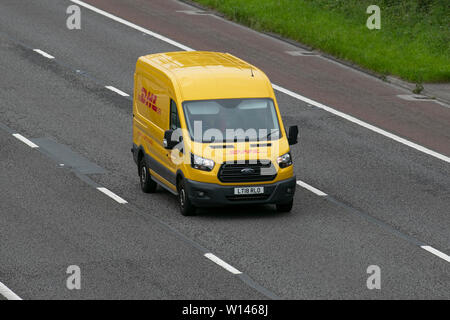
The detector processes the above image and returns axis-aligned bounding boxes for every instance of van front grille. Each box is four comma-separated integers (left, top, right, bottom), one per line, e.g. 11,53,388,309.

218,160,277,183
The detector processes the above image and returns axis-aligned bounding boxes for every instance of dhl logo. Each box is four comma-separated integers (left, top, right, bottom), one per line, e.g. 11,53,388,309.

140,87,161,114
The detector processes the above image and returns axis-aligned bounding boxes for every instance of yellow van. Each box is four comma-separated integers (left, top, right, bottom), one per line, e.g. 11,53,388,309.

132,51,298,216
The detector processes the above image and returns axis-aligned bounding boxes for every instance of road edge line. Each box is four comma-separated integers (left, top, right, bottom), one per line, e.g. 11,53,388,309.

71,0,450,165
71,0,194,51
273,84,450,164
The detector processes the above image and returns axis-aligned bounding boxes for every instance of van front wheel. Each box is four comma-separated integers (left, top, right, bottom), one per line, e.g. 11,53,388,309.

276,200,293,213
139,159,157,193
177,180,196,216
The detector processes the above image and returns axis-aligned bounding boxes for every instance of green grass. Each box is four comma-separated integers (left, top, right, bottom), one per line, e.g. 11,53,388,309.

193,0,449,83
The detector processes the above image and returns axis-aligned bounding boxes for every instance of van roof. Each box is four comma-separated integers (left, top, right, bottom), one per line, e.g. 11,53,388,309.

138,51,273,101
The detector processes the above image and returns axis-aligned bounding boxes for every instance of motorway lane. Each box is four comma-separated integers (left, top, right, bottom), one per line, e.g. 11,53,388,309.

2,0,449,157
0,0,177,94
0,128,267,300
0,0,448,251
0,21,449,300
3,0,450,250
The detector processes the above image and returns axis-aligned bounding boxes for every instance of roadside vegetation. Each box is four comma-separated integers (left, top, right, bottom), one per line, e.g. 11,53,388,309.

193,0,449,83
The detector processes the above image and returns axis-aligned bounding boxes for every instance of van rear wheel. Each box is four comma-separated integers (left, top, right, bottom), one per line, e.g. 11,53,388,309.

139,158,157,193
177,179,196,216
276,200,293,213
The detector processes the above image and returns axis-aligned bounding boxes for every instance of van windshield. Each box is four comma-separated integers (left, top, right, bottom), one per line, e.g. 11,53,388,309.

182,98,281,143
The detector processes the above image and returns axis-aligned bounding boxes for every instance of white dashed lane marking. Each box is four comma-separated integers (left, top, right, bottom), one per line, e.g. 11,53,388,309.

421,246,450,263
105,86,130,97
97,187,128,204
33,49,55,59
204,253,242,275
296,180,327,196
12,133,39,148
0,282,22,300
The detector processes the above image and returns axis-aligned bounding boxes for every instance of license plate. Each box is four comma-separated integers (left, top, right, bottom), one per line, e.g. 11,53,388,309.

234,187,264,195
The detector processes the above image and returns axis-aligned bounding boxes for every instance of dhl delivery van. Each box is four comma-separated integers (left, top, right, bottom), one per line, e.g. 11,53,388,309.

132,51,298,216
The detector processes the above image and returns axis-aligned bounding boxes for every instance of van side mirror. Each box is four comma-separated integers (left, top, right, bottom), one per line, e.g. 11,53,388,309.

163,130,177,149
288,125,298,145
163,129,183,149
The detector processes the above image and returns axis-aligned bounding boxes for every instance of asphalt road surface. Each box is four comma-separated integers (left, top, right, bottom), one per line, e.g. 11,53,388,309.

0,0,449,299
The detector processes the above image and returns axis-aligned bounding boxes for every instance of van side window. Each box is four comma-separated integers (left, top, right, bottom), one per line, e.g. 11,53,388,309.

170,99,181,130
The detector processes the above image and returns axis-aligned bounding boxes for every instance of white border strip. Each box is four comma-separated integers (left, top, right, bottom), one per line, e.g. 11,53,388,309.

297,180,327,196
71,0,194,51
33,49,55,59
421,246,450,263
105,86,130,97
204,253,242,275
12,134,39,148
0,282,22,300
71,0,450,165
97,187,128,204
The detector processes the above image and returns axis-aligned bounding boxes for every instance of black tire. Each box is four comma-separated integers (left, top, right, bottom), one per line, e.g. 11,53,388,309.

177,179,196,216
139,158,157,193
276,200,293,213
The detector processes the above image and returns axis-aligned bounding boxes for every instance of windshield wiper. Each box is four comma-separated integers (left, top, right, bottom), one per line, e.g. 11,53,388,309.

258,129,279,141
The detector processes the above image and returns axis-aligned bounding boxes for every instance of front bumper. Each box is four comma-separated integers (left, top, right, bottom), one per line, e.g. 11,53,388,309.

184,176,296,207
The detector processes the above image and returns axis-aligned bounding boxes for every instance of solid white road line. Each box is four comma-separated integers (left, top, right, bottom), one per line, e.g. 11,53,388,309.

33,49,55,59
273,84,450,164
71,0,194,51
12,133,39,148
0,282,22,300
97,187,128,204
71,0,450,165
296,180,327,196
204,253,242,275
421,246,450,263
105,86,130,97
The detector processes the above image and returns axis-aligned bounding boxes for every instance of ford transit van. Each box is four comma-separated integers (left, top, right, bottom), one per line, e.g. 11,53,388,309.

132,51,298,216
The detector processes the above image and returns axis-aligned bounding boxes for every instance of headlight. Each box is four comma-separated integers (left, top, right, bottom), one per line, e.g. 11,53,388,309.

277,152,292,168
191,153,215,171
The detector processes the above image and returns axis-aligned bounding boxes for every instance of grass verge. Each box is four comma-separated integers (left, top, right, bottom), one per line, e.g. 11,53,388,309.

193,0,449,83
